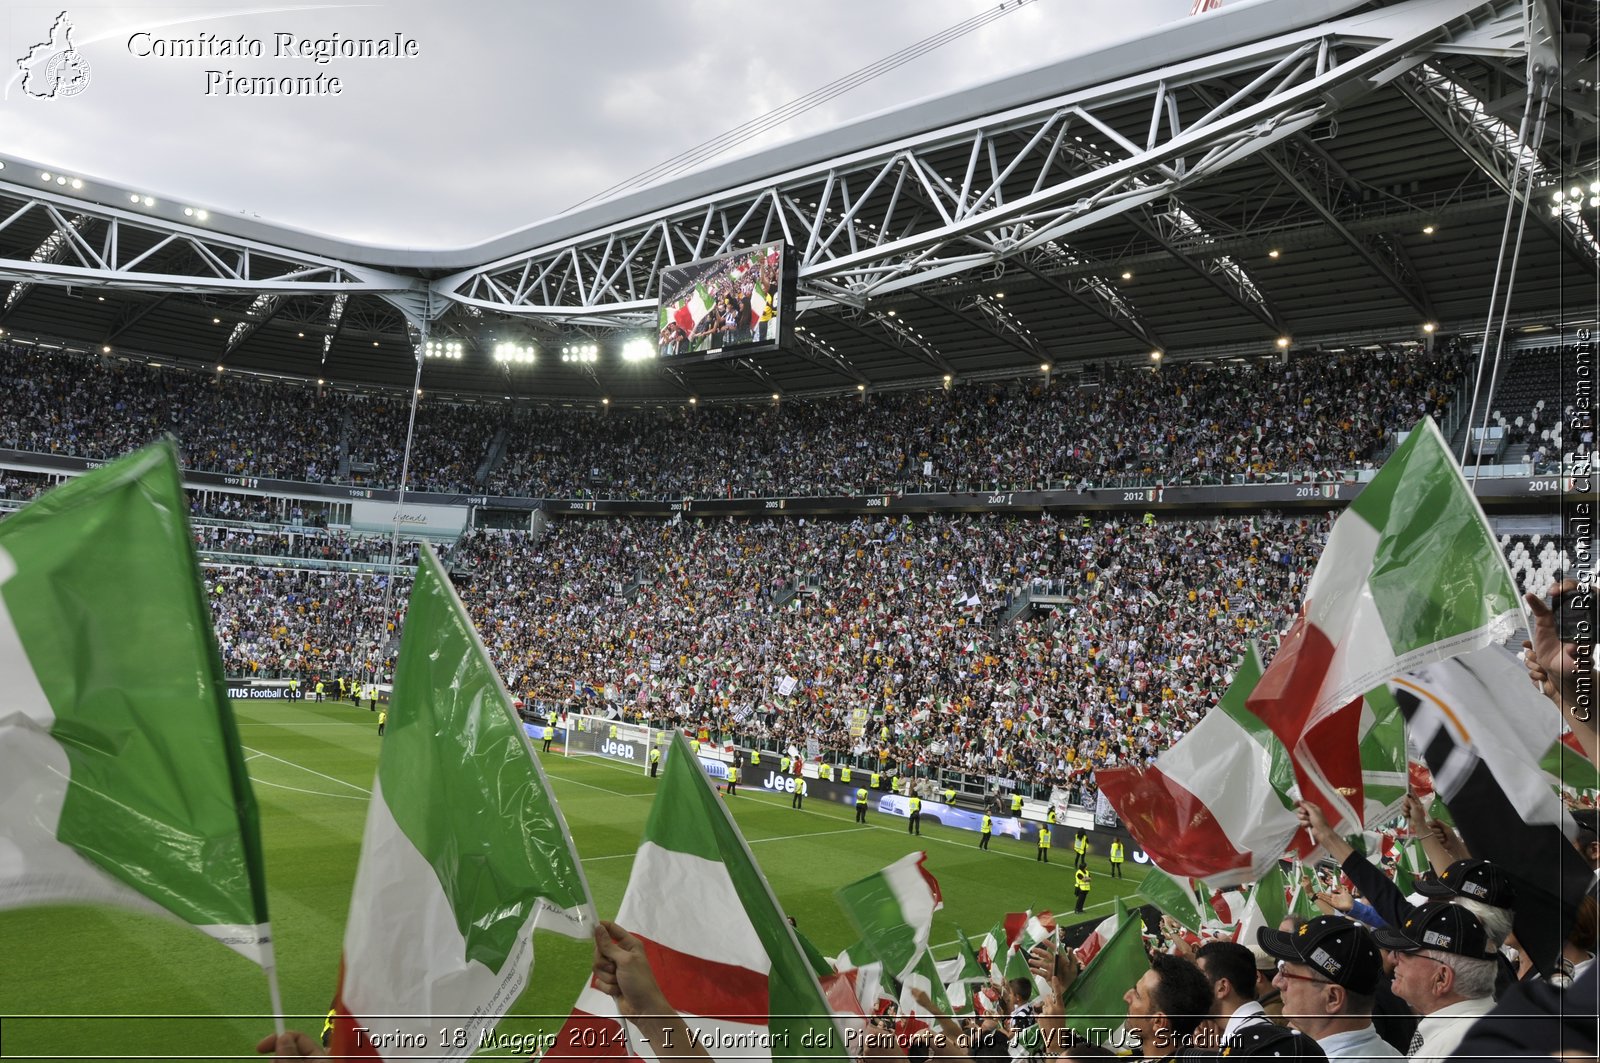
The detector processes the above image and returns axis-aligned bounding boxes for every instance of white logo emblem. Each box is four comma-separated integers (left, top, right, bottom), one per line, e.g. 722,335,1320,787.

18,11,91,98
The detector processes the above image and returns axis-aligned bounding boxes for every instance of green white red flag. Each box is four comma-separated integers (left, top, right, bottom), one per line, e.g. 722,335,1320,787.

0,443,275,980
1096,645,1302,883
332,545,594,1059
1245,418,1520,838
554,733,845,1060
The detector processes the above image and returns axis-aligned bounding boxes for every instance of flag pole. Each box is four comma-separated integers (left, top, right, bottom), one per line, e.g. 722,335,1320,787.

265,962,287,1037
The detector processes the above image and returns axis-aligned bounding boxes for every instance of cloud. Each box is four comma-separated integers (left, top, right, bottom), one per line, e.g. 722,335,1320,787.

3,0,1188,245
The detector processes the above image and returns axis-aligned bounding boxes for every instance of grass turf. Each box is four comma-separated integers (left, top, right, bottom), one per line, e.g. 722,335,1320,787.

0,699,1149,1060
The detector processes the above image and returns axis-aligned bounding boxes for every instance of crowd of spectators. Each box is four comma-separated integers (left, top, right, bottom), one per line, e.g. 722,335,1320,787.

206,566,411,681
193,525,418,564
449,514,1323,798
488,350,1466,498
2,341,1472,499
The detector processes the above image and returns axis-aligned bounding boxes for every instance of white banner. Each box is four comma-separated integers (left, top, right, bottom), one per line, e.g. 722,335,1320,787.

349,499,468,536
775,675,798,697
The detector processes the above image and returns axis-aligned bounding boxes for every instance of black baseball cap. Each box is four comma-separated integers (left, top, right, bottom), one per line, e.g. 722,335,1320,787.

1372,901,1491,958
1222,1023,1328,1058
1255,915,1382,995
1413,859,1515,908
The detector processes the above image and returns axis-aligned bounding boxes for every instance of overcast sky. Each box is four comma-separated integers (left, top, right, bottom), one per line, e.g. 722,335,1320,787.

2,0,1195,248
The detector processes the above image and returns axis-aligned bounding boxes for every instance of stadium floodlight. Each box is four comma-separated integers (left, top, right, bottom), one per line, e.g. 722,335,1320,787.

1040,362,1051,373
1422,323,1436,333
1422,225,1436,234
1150,351,1162,361
1268,249,1280,258
424,339,465,360
688,396,698,405
492,341,536,365
1120,271,1133,280
560,343,599,364
620,337,655,363
1276,336,1291,348
857,383,867,391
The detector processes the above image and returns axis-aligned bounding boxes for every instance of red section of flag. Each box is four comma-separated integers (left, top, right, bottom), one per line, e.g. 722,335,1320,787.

1245,616,1366,829
635,935,770,1022
1094,764,1255,878
327,956,385,1061
1003,912,1029,950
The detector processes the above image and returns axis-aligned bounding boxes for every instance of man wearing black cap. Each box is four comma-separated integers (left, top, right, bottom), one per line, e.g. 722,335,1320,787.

1371,903,1496,1060
1295,802,1515,950
1255,916,1399,1060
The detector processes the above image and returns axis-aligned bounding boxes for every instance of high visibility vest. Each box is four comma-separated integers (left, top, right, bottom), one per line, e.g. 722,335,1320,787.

751,750,761,765
609,725,619,740
841,766,852,783
909,797,921,814
338,678,347,694
649,748,661,764
1047,809,1057,825
729,766,738,783
1010,793,1023,813
1110,842,1125,863
943,789,956,804
781,756,791,772
1039,828,1050,849
321,1008,336,1046
856,788,868,803
1074,834,1087,855
870,772,881,789
1075,870,1091,891
378,710,388,725
796,779,805,795
880,725,889,741
691,739,701,754
820,764,832,780
289,678,299,690
543,725,553,739
981,815,992,834
315,682,324,695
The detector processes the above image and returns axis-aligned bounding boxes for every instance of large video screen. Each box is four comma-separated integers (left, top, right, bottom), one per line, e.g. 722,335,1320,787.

657,242,795,362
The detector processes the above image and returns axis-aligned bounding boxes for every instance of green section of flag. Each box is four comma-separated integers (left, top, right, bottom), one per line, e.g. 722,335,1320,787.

951,928,985,983
1542,737,1600,795
1214,643,1295,808
653,734,846,1058
381,546,591,974
1359,686,1409,823
1060,897,1147,1040
1136,868,1206,933
793,923,834,978
0,441,268,934
1345,419,1519,657
1249,863,1289,932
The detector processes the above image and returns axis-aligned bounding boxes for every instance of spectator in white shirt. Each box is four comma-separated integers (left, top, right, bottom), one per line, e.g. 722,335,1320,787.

1371,903,1497,1061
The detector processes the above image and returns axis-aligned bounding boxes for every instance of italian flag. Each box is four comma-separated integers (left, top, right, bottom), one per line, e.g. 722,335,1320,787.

331,546,594,1059
0,443,274,976
1245,418,1520,837
1060,898,1147,1041
749,278,769,327
1096,645,1302,884
1542,732,1600,796
554,733,846,1060
837,852,944,984
1003,911,1058,983
1235,863,1291,944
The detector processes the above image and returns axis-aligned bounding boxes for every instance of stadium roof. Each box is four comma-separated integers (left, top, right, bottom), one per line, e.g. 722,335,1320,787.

0,0,1593,404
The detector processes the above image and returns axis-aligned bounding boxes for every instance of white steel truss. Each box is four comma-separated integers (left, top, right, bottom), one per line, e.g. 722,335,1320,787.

0,185,414,295
0,0,1534,335
436,0,1523,325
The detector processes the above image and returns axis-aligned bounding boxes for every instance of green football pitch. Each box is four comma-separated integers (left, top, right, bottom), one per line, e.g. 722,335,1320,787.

0,699,1149,1061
